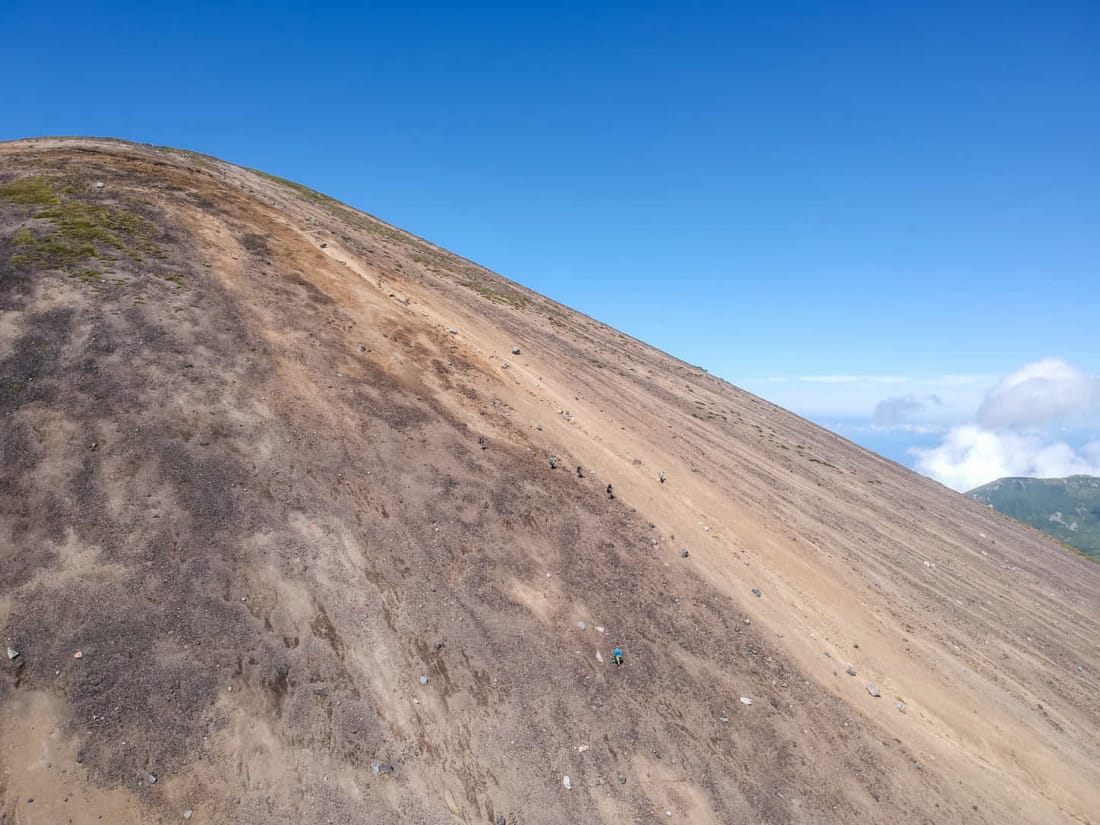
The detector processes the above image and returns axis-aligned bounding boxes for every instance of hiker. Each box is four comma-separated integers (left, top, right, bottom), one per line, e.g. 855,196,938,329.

612,647,624,667
576,465,584,479
659,471,666,484
478,436,486,449
606,483,614,500
548,456,558,469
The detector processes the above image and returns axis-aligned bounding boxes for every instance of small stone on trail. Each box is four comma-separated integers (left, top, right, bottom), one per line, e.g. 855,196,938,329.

6,646,18,660
95,181,105,189
752,588,762,597
73,651,83,659
562,775,572,790
419,675,429,685
680,549,689,558
448,328,458,335
896,701,908,714
319,242,328,248
373,762,395,775
183,810,193,820
148,773,157,784
596,651,603,662
867,684,881,697
739,696,753,706
511,346,521,355
846,666,857,676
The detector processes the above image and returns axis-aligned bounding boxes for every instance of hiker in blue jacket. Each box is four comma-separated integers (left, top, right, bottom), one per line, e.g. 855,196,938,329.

612,647,623,667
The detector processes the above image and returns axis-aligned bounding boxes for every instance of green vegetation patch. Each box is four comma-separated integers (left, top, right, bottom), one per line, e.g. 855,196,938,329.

0,175,61,207
967,476,1100,562
3,176,162,272
253,169,337,204
459,279,531,310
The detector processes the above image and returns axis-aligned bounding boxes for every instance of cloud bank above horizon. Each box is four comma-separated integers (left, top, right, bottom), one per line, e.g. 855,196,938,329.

741,359,1100,491
911,358,1100,491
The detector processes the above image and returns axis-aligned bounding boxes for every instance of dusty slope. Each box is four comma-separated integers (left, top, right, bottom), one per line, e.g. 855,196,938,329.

0,137,1097,825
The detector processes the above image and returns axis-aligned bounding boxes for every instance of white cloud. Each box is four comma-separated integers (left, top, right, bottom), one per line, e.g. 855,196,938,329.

911,358,1100,491
912,426,1100,492
797,375,908,384
977,358,1098,428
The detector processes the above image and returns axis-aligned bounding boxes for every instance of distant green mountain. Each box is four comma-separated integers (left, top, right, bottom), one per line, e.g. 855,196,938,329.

967,476,1100,562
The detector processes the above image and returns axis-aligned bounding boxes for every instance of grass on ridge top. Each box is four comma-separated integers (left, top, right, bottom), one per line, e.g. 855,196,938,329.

2,175,162,272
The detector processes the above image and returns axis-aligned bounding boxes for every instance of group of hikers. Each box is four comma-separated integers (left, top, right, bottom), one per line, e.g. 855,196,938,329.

481,436,665,670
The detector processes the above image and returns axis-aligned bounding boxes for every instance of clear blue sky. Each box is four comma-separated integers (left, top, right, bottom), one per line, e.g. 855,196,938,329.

4,1,1098,480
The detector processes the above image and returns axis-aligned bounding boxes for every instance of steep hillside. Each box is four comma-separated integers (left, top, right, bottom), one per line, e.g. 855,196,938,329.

968,476,1100,562
2,138,1098,825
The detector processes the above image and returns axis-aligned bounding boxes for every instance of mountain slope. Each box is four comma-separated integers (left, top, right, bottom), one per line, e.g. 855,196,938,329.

968,476,1100,562
1,138,1098,825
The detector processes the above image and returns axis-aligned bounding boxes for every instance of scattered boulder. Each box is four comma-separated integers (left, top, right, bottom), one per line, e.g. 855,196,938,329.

896,701,908,714
319,242,328,248
94,181,105,189
739,696,753,706
147,773,158,785
373,762,395,775
577,621,586,631
562,775,572,790
448,328,458,335
6,646,18,660
419,675,429,685
866,684,881,698
752,588,762,597
846,666,857,676
511,346,521,355
183,812,193,820
73,650,83,659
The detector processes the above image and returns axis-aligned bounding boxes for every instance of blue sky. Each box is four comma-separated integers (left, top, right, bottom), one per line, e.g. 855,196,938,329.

3,1,1098,486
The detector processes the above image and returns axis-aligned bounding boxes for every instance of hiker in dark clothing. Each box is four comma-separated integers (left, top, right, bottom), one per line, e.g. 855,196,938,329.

659,471,666,484
606,483,614,500
577,466,584,478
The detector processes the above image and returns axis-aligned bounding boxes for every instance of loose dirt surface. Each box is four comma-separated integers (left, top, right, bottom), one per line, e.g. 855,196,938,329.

1,137,1097,824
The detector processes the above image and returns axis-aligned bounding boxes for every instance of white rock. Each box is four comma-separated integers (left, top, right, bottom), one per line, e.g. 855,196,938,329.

577,621,586,631
739,696,753,705
562,775,572,790
6,646,18,660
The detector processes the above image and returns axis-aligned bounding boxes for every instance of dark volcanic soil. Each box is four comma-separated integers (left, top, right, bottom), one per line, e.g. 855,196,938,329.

0,138,1097,825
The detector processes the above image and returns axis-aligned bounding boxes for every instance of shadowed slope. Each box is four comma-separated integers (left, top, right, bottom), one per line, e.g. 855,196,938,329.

1,138,1097,825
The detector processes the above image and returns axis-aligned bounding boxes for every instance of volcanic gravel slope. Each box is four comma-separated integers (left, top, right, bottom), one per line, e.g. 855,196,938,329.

0,137,1097,825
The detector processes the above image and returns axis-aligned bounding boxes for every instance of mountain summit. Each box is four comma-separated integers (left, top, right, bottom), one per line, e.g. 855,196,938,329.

2,138,1098,824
